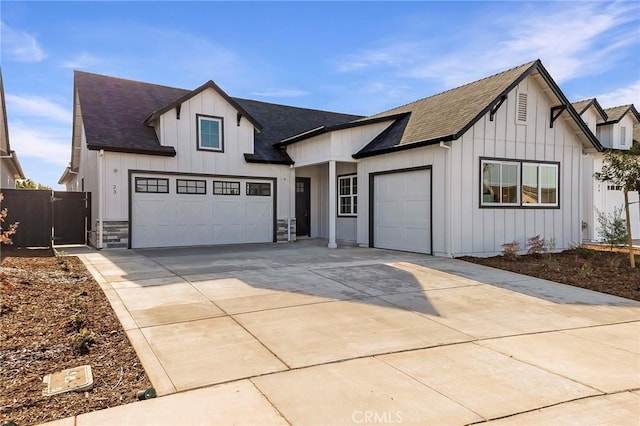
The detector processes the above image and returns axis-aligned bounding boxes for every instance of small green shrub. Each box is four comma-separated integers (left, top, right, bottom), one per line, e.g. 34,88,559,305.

596,207,627,249
73,327,95,354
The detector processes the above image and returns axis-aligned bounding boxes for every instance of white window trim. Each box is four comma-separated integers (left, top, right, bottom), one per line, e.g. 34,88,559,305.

196,114,224,152
338,174,357,217
481,160,520,207
521,162,559,207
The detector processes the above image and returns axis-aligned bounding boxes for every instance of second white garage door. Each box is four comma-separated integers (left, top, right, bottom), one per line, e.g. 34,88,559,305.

373,168,431,254
131,174,274,249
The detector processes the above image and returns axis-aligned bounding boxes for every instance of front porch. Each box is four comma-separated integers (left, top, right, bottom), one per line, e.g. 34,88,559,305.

294,160,358,248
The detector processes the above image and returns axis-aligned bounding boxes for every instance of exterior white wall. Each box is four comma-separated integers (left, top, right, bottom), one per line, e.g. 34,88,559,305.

590,152,640,241
0,161,16,188
581,107,599,134
287,121,391,168
98,87,291,226
448,76,585,256
295,162,356,242
597,114,634,151
359,75,589,257
358,146,447,255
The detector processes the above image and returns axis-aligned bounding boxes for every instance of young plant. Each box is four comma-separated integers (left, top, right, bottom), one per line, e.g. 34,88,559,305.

596,207,627,249
73,327,95,354
501,240,520,260
526,235,547,255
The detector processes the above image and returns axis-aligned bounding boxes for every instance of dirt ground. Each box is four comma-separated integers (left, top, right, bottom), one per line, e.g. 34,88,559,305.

0,251,152,425
460,248,640,302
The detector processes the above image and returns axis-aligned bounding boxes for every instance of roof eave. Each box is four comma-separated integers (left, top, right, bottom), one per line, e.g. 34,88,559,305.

243,153,293,165
275,112,409,147
143,80,263,131
86,144,177,157
353,134,456,159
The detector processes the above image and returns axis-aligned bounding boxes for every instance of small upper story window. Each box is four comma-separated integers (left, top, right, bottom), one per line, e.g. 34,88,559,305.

620,126,626,146
197,114,224,152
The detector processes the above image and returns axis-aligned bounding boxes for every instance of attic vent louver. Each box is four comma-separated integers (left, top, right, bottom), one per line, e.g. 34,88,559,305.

517,93,528,122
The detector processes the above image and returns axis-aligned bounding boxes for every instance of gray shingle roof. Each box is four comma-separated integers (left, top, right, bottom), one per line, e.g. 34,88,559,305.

601,104,640,124
74,71,360,163
354,60,602,157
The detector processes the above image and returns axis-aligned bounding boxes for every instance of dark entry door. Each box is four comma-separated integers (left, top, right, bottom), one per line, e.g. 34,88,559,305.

295,177,310,237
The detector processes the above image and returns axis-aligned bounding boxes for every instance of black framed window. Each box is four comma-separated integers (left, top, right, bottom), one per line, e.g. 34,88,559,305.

338,175,357,216
177,179,206,194
213,181,240,195
135,177,169,193
246,182,271,196
481,158,559,208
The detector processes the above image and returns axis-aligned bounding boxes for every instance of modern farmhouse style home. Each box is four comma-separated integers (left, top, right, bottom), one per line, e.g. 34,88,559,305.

574,99,640,240
59,59,603,256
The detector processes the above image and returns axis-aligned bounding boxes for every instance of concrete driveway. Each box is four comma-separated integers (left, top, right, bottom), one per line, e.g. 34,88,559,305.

58,240,640,425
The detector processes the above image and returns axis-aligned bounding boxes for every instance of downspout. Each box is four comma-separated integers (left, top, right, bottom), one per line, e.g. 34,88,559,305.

580,152,589,243
98,149,104,249
440,142,452,257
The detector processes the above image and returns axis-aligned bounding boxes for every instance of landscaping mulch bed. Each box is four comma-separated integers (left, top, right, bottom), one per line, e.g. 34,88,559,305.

460,248,640,301
0,252,152,425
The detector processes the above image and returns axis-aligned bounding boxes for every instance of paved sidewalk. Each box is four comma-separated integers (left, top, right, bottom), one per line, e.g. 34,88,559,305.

46,241,640,425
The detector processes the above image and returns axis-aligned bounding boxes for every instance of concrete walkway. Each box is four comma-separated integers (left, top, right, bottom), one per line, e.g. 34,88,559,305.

47,241,640,425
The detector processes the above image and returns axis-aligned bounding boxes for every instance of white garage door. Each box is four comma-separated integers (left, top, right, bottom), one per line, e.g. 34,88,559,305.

131,174,274,248
373,168,431,254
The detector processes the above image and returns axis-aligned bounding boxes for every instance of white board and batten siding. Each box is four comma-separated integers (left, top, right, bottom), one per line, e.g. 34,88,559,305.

94,87,290,237
449,75,584,256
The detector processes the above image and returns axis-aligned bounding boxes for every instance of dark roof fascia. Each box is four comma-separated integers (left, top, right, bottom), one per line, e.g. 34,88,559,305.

275,113,408,147
576,98,608,121
243,153,293,165
534,63,603,152
597,105,640,126
143,80,263,131
86,144,177,157
353,134,456,159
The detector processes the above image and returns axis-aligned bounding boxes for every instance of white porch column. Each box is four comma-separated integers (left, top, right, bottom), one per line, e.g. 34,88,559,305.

328,160,337,248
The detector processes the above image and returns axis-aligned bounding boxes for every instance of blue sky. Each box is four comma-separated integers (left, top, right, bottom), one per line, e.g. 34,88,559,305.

1,1,639,189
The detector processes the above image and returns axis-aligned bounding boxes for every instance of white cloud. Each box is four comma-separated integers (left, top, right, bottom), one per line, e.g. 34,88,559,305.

251,89,310,98
337,3,638,88
8,122,70,167
6,94,71,124
60,52,104,69
596,81,640,109
0,21,45,62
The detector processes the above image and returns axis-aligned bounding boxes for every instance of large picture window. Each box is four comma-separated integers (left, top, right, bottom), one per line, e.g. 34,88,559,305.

481,158,559,208
196,114,224,152
338,175,357,216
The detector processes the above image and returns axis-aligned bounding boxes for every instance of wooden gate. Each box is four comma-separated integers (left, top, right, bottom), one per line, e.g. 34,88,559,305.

1,189,91,247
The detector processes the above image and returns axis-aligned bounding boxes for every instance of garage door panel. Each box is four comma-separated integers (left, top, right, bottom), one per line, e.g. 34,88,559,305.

132,175,274,248
373,169,431,254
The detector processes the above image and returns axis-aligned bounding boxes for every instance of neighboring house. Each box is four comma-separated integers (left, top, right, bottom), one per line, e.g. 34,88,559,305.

0,70,25,188
575,99,640,241
59,59,602,256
